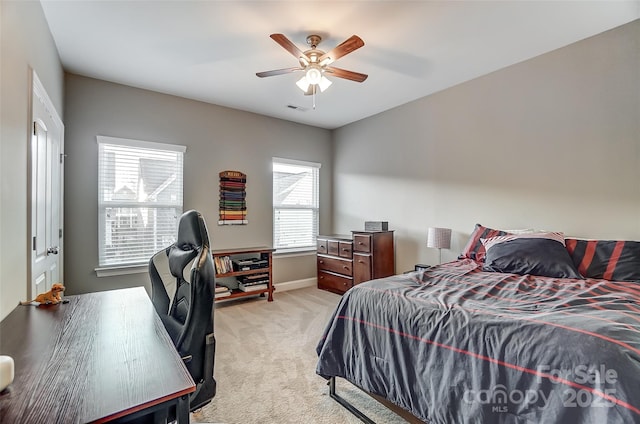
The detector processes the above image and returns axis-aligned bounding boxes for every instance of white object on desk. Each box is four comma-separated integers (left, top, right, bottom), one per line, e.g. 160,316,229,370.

0,355,14,391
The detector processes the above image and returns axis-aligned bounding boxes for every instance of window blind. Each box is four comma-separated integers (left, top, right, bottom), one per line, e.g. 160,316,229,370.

97,136,185,267
273,158,320,253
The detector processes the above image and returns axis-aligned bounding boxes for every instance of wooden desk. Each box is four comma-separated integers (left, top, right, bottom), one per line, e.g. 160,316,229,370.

0,287,195,423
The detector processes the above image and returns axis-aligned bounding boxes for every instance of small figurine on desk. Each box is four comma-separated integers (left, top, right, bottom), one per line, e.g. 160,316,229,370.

20,283,65,306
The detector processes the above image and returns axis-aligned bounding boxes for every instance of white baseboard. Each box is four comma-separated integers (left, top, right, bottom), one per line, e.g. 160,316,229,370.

273,278,316,292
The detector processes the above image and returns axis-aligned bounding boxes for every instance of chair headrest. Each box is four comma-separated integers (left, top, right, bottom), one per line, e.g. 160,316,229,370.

169,210,210,278
176,210,210,251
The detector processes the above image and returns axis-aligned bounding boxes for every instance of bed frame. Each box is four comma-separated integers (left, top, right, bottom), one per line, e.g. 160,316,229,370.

328,376,426,424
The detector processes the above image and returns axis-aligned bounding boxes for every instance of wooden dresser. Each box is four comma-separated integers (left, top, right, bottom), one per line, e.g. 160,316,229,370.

317,231,395,295
352,230,395,285
317,234,353,295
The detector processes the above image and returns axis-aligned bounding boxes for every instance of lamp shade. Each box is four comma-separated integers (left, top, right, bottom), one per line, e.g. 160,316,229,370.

296,76,310,92
318,76,332,92
427,227,451,249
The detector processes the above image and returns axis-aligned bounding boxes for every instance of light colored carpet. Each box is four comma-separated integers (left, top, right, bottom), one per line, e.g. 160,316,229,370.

191,287,408,424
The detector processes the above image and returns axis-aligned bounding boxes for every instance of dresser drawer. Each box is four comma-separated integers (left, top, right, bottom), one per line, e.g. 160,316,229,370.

328,240,339,256
317,255,353,277
353,253,372,284
339,241,352,258
317,239,328,254
318,271,353,294
353,233,372,253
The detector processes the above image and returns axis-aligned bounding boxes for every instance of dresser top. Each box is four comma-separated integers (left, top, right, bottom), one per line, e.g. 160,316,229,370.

352,230,394,234
318,234,352,242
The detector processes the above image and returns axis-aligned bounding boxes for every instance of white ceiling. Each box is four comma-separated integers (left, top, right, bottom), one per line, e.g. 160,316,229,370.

40,1,639,130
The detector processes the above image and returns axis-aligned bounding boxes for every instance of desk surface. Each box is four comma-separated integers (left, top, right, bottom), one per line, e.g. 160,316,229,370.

0,287,195,423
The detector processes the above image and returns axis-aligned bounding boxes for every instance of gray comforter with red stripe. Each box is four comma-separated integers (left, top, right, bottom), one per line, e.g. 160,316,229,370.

316,259,640,423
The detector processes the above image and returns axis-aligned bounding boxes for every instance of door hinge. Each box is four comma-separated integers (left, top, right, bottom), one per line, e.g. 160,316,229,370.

32,236,36,251
59,229,62,238
33,121,37,135
60,153,66,163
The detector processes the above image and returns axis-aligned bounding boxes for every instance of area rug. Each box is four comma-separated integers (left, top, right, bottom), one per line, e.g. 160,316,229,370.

191,287,406,424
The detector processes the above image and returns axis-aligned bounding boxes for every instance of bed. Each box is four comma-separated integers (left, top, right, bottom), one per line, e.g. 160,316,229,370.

316,226,640,424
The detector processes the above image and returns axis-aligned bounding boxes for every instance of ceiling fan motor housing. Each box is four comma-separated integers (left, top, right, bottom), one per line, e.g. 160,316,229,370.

306,35,322,49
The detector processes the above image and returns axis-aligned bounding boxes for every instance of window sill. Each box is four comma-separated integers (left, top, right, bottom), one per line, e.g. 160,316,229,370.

273,249,316,258
95,264,148,277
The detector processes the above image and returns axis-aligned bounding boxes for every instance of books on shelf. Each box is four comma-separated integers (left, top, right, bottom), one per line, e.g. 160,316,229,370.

214,255,233,274
237,280,269,287
238,282,268,292
211,247,275,301
214,255,269,274
232,258,268,272
215,284,231,299
237,273,269,285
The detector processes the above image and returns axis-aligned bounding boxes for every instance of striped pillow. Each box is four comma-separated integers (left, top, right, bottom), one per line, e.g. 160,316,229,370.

481,232,566,251
565,239,640,282
459,224,510,263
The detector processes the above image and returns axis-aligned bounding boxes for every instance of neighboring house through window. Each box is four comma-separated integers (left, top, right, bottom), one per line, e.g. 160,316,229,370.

272,158,320,253
97,136,185,269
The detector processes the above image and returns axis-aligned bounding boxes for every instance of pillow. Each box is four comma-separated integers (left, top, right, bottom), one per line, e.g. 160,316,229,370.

505,228,549,235
565,239,640,282
459,224,510,263
481,231,566,250
482,234,583,279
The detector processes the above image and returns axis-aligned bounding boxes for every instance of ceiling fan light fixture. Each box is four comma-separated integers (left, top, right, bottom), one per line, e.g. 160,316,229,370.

296,76,310,92
318,76,332,92
259,33,367,97
305,66,322,85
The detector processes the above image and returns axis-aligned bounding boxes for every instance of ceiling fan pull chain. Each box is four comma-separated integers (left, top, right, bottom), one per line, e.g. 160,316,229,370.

312,85,316,110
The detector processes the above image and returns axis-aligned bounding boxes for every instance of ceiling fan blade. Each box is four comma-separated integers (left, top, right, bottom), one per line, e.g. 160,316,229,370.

325,67,368,83
318,35,364,66
270,34,309,63
256,67,303,78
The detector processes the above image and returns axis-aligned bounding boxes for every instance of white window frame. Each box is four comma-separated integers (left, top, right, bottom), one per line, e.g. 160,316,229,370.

96,136,186,274
273,157,321,254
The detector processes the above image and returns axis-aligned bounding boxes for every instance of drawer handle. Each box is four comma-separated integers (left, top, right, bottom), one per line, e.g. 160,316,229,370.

358,242,364,245
343,266,350,270
319,260,324,264
358,260,364,263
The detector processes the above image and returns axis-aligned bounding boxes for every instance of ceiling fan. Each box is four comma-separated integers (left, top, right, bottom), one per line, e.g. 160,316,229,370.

256,33,368,95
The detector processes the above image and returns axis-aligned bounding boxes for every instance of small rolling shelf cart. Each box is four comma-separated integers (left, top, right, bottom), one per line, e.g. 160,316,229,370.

212,246,275,302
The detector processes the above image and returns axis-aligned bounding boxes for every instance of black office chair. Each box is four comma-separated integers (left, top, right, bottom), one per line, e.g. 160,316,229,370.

149,209,216,411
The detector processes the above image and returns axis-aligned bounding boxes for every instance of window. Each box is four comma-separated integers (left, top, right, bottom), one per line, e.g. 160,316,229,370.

97,136,185,268
273,158,320,253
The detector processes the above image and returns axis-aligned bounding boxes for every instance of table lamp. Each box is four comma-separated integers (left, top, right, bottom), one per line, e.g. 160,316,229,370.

427,227,452,264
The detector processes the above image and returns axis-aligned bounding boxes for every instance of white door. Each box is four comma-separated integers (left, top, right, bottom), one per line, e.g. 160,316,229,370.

30,72,64,298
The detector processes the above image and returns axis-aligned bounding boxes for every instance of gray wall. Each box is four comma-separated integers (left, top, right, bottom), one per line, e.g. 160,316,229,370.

333,20,640,274
0,0,64,320
63,74,332,295
2,4,637,319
